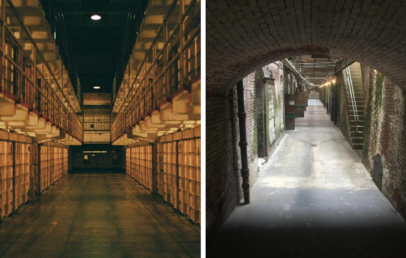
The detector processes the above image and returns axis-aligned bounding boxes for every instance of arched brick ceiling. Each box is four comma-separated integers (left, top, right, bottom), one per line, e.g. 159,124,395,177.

207,0,406,94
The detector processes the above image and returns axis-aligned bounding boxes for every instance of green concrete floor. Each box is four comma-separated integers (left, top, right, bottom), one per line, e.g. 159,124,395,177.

208,99,406,258
0,174,200,257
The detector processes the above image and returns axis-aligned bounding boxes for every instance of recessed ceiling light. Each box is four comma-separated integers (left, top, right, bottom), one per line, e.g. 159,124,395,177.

91,14,101,20
93,86,100,89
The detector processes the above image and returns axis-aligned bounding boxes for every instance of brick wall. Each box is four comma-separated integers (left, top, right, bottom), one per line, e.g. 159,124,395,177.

361,65,406,220
392,97,406,218
362,66,378,170
206,94,239,236
207,62,286,236
239,72,259,185
256,72,268,159
269,62,285,131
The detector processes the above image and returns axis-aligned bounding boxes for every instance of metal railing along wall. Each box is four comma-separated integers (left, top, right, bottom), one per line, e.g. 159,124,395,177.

0,0,83,142
40,0,82,106
112,0,148,104
345,67,359,126
111,0,200,143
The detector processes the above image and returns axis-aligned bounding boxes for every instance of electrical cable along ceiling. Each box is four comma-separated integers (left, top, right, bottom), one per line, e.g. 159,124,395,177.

41,0,147,93
288,55,343,87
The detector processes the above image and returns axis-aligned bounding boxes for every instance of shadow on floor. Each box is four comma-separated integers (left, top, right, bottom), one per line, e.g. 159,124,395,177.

69,168,125,174
208,224,406,258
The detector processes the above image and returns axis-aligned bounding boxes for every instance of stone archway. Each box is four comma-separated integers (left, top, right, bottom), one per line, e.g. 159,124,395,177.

207,0,406,95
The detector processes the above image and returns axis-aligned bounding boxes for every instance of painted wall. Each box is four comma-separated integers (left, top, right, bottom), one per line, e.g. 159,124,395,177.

83,132,111,144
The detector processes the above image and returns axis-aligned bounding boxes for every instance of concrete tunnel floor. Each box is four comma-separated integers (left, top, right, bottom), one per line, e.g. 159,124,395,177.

208,99,406,258
0,174,200,258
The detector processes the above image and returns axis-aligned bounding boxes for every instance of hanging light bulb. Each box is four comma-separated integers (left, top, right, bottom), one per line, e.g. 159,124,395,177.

91,14,101,20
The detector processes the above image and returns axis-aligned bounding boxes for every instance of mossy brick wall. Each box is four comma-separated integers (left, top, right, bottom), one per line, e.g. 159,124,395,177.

268,63,285,159
264,82,271,152
380,76,406,219
263,63,285,158
270,62,285,134
256,70,272,159
267,73,276,144
362,66,382,169
361,64,406,220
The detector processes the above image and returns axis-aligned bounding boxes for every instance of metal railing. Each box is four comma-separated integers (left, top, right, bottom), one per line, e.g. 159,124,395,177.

345,66,359,129
111,0,200,143
0,0,83,142
40,0,82,106
112,0,149,104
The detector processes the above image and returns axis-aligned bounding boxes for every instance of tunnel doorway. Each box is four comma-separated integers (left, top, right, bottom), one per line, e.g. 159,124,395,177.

206,1,406,255
70,144,124,173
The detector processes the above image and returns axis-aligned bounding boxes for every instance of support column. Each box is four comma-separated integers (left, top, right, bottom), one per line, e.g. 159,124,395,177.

12,141,16,212
237,80,250,204
152,143,157,193
331,82,335,121
38,144,41,194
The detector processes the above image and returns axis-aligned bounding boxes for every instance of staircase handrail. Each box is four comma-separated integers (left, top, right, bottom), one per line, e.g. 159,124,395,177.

345,66,359,131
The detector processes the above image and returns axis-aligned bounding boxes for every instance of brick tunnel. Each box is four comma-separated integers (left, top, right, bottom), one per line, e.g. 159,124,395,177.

207,0,406,257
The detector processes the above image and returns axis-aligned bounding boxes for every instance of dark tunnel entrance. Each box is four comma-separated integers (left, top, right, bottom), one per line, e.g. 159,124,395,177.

207,55,406,257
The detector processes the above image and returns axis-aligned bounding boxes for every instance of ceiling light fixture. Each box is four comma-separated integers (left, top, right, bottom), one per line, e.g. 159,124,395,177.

93,86,100,89
91,14,101,20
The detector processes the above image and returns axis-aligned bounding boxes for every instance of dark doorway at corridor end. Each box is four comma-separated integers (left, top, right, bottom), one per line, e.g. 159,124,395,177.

70,144,124,174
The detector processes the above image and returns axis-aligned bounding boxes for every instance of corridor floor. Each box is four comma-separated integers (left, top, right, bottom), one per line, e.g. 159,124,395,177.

0,174,200,258
208,99,406,258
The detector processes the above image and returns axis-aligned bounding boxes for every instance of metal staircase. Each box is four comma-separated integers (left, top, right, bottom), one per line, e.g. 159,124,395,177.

344,62,364,149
